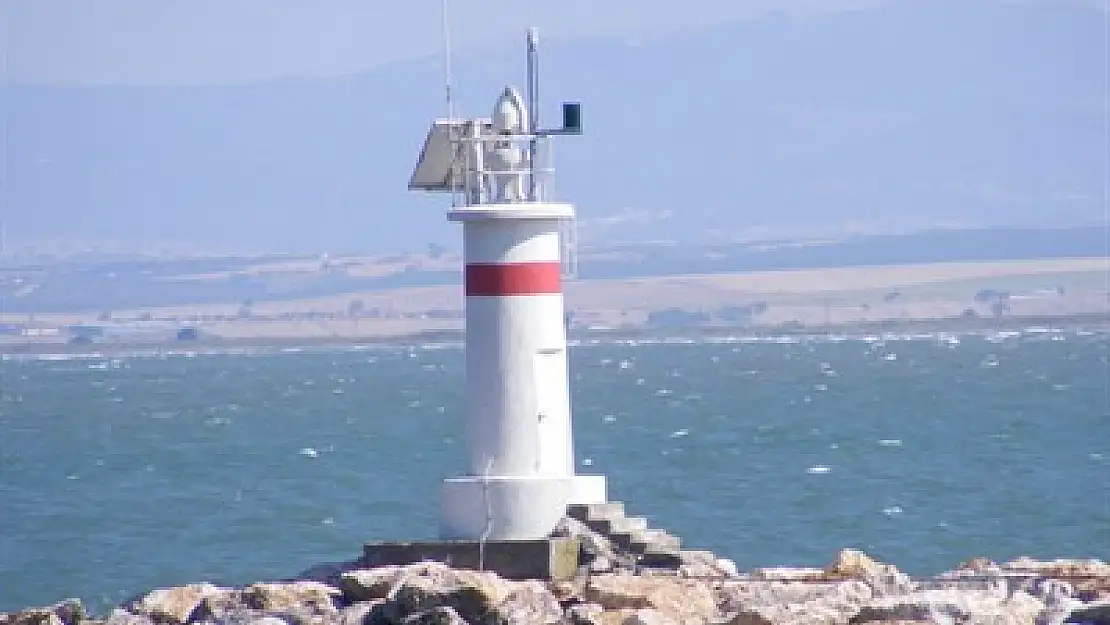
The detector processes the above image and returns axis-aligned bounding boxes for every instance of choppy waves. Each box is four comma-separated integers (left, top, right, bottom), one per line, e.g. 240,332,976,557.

0,329,1107,612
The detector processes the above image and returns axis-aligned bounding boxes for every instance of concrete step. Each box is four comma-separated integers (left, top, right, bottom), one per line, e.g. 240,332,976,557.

679,550,719,565
567,501,625,523
627,528,682,554
609,515,649,534
567,501,678,553
607,529,681,555
564,501,721,572
582,514,649,537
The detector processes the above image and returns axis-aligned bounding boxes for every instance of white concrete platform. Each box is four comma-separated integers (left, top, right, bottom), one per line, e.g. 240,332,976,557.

440,474,607,540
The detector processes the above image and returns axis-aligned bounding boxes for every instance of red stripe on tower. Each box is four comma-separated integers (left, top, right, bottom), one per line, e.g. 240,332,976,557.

465,262,562,296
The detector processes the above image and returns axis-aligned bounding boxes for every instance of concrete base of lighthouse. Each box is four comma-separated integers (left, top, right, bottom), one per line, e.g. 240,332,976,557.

439,474,607,541
362,536,583,581
361,475,605,582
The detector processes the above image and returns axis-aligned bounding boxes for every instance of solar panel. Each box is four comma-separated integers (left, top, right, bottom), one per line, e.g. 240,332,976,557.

408,118,493,192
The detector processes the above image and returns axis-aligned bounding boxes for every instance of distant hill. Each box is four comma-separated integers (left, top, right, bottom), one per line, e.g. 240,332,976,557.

3,0,1103,254
0,226,1104,313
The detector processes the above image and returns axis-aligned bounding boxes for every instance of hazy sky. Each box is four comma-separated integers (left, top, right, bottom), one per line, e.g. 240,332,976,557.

2,0,1104,254
6,0,1100,87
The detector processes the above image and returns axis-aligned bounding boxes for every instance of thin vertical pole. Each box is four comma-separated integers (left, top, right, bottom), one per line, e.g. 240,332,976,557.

0,0,9,263
442,0,455,121
442,0,460,207
526,28,539,201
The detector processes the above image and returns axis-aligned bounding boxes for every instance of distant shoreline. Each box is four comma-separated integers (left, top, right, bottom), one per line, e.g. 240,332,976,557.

2,312,1106,358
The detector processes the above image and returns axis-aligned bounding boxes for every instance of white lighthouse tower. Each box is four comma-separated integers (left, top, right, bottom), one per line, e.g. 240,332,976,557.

408,29,607,541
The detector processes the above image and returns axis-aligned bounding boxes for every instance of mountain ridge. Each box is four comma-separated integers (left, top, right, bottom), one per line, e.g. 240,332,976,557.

3,0,1103,254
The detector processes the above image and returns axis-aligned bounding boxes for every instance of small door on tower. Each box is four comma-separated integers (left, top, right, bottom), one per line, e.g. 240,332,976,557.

533,347,571,476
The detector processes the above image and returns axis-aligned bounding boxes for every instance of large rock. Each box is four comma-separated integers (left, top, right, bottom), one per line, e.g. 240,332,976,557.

620,608,678,625
398,567,509,618
1066,601,1110,625
677,552,739,580
998,558,1110,579
751,568,828,582
102,609,155,625
401,605,469,625
824,550,884,580
955,556,997,572
1000,558,1110,602
566,606,646,625
824,550,914,597
583,575,719,623
940,556,1110,606
353,561,561,625
0,610,61,625
128,584,225,625
848,588,1045,624
718,610,817,625
716,579,873,625
126,582,340,625
0,600,85,625
338,601,382,625
241,581,340,614
339,568,406,604
565,603,606,625
191,590,249,624
497,580,564,624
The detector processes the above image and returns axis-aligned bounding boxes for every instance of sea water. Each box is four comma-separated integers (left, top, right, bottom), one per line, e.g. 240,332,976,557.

1,330,1108,612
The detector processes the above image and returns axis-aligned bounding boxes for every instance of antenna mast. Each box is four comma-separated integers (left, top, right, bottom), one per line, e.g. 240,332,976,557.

526,28,540,201
0,0,7,264
442,0,459,208
441,0,455,120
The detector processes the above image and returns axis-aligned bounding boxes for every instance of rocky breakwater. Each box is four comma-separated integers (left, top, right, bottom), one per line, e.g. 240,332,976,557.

5,549,1110,625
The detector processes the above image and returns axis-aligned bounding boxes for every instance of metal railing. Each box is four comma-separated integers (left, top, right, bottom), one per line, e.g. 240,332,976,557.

445,127,578,280
446,131,558,207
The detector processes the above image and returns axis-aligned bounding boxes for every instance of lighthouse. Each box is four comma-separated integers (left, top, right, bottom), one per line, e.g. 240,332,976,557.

408,29,607,541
